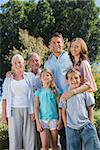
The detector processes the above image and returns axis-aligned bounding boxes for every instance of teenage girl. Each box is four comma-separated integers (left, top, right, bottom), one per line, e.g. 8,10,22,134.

34,69,62,150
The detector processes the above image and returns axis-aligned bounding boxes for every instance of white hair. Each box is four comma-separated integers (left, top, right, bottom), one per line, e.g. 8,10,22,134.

11,54,24,64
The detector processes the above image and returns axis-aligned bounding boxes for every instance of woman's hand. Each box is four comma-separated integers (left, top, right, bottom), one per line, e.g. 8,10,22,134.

61,90,75,101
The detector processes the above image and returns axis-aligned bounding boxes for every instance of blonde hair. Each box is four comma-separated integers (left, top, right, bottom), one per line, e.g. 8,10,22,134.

11,54,24,64
40,69,57,94
69,38,89,66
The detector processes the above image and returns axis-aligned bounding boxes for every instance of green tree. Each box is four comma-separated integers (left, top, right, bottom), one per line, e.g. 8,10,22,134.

0,0,99,77
49,0,100,61
5,28,48,70
33,0,55,43
0,0,36,77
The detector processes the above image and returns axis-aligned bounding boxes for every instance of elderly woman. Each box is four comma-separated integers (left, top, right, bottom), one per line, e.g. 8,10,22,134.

2,54,37,150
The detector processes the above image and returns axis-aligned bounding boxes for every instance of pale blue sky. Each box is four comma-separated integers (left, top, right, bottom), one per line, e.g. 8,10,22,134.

0,0,100,6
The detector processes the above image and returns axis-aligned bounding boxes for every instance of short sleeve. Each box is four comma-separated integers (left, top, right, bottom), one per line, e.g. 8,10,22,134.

59,100,67,109
56,88,62,96
85,92,95,107
35,90,40,97
80,61,97,92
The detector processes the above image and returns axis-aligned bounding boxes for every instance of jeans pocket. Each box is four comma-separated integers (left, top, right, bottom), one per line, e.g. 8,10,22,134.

86,122,94,129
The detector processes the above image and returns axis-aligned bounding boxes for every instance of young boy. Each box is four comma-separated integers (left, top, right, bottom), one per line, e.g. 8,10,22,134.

59,69,100,150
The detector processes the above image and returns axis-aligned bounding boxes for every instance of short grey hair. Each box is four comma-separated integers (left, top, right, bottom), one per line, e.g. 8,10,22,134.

28,52,40,61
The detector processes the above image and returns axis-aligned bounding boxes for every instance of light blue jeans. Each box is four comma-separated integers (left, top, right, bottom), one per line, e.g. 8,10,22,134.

66,123,100,150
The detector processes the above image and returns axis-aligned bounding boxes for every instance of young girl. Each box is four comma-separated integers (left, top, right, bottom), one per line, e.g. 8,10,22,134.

34,69,62,150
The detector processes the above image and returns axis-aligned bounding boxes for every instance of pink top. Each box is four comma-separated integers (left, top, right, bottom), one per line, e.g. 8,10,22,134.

73,60,97,92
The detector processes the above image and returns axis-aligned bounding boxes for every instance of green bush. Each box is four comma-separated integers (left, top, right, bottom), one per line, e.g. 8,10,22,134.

0,123,9,149
94,74,100,110
94,110,100,139
0,110,99,149
94,88,100,110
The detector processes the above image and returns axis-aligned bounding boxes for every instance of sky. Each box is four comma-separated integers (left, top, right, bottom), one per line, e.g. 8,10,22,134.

0,0,100,6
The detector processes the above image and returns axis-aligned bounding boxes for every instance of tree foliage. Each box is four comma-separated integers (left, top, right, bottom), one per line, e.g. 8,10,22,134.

5,28,48,72
0,0,99,77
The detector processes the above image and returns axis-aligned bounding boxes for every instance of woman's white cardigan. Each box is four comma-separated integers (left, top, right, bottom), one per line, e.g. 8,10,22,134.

2,72,34,117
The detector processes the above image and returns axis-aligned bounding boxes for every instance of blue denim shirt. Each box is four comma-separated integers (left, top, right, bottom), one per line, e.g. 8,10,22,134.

44,50,72,93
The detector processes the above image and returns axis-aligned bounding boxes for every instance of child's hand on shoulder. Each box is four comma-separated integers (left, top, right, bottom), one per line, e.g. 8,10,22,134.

57,119,62,130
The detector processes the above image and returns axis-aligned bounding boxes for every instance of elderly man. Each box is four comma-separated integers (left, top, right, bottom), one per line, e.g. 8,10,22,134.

28,52,42,91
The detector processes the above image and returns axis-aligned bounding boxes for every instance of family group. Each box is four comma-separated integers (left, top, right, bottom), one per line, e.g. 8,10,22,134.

2,33,100,150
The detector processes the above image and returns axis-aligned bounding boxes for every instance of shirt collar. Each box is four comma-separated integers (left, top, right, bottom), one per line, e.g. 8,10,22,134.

50,50,65,59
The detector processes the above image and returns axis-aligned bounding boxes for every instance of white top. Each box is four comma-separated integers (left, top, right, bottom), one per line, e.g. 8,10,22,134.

2,72,34,117
11,79,29,108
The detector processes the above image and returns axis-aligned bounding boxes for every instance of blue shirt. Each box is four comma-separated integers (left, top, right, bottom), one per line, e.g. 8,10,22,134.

59,92,95,129
35,88,59,120
44,51,72,93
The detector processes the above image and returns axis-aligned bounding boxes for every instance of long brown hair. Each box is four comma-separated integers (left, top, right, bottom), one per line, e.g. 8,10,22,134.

69,38,89,66
40,69,57,94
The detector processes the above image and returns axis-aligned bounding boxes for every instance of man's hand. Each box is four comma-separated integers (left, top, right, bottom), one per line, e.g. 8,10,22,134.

31,113,35,122
6,71,13,78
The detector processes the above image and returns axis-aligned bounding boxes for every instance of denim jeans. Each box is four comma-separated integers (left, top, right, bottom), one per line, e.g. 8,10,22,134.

66,123,100,150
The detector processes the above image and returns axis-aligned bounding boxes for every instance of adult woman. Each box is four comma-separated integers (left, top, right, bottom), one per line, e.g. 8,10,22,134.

69,37,97,93
2,54,37,150
61,37,97,100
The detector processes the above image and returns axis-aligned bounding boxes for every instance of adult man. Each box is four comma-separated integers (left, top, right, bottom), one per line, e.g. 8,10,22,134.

28,52,41,91
44,33,72,150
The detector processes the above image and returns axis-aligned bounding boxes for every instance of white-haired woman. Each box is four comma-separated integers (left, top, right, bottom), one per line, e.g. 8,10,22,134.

2,54,37,150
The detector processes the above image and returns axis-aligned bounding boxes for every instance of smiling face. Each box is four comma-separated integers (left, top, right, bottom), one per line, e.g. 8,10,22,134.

28,53,40,74
67,71,81,89
70,41,81,58
11,56,24,73
40,71,52,86
49,36,64,57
